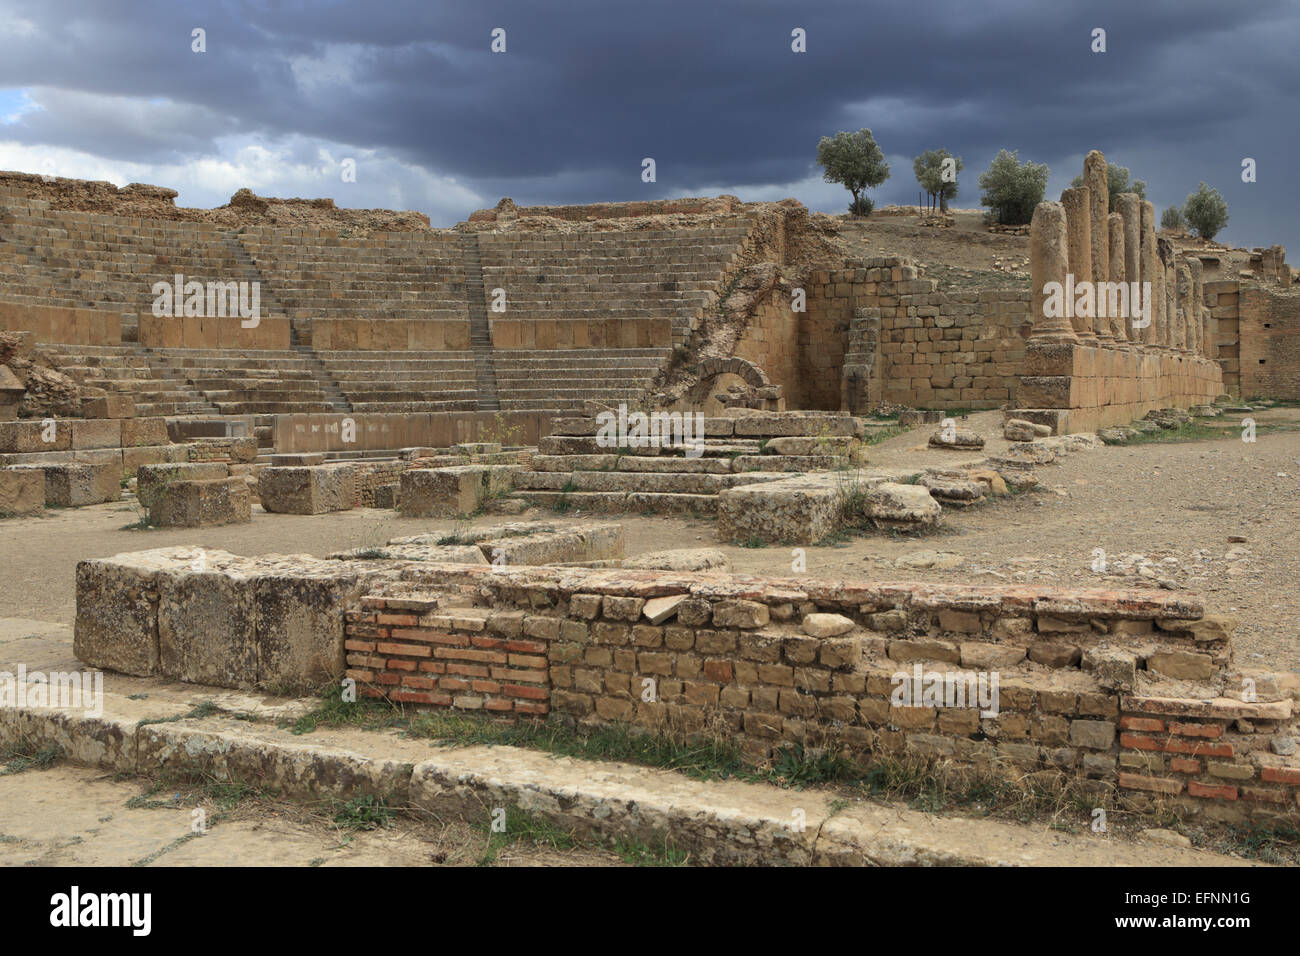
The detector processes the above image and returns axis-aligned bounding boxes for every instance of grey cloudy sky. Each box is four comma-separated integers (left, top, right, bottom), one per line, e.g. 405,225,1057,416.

1,0,1295,251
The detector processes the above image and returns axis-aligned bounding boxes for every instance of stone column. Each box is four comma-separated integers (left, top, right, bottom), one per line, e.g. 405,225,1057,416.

1029,201,1077,343
1160,244,1176,349
1187,257,1205,356
1107,212,1128,342
1139,200,1162,347
1060,186,1095,343
1176,260,1193,352
1084,151,1110,281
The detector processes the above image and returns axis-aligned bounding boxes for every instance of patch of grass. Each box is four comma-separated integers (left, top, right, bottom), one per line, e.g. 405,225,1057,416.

613,834,690,867
333,794,396,831
287,686,408,736
0,736,61,775
862,425,907,445
474,806,577,865
407,709,750,782
1106,419,1299,446
734,536,768,549
137,700,223,727
350,547,394,560
1211,823,1300,865
764,743,861,788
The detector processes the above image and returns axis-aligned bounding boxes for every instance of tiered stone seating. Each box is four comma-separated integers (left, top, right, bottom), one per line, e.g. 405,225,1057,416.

477,224,753,341
141,349,342,415
313,350,480,412
0,195,282,322
38,344,216,416
236,228,465,342
493,348,671,412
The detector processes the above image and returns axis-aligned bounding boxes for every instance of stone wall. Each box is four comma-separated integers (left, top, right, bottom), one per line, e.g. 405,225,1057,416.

74,552,1300,824
271,412,551,454
309,317,471,351
0,301,122,346
137,313,291,350
1207,279,1240,394
365,563,1297,825
1238,285,1300,399
490,317,671,350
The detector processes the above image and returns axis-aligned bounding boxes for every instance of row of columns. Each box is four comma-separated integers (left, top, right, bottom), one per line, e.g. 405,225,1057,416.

1029,149,1215,359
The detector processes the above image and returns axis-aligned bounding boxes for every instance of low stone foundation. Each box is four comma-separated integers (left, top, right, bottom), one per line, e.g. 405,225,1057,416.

1016,342,1223,433
75,554,1300,824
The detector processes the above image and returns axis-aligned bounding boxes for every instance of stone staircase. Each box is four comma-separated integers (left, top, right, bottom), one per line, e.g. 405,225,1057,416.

460,233,500,411
510,412,866,515
38,343,218,416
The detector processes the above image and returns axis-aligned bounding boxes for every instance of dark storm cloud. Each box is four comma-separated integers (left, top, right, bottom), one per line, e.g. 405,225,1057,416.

0,0,1295,249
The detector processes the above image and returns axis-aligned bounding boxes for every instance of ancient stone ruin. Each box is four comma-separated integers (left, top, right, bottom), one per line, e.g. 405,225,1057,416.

2,157,1298,851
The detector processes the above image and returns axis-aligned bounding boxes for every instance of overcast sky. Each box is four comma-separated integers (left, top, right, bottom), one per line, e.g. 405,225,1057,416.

1,0,1295,251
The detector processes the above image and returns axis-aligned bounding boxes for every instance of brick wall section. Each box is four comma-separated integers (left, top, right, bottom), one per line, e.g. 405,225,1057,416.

356,564,1299,824
1238,284,1300,399
1118,696,1296,809
345,597,549,714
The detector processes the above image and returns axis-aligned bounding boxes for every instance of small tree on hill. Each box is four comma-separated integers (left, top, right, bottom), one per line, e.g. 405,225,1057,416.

1069,161,1147,212
978,149,1049,226
1160,205,1186,232
913,149,963,214
817,129,890,216
1183,182,1229,240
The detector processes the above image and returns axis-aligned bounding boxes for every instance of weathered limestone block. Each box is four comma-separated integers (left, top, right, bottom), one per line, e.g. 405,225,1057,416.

259,464,357,514
270,453,326,466
0,466,43,516
16,461,120,506
733,414,863,438
148,476,252,528
137,462,229,510
122,443,188,475
70,418,122,450
73,547,243,677
399,465,516,517
862,482,942,528
0,420,71,453
250,559,389,693
918,475,986,504
717,475,842,545
157,565,257,687
928,428,985,449
478,523,624,566
120,417,169,447
82,394,135,419
803,613,855,638
623,548,730,572
1003,418,1038,442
